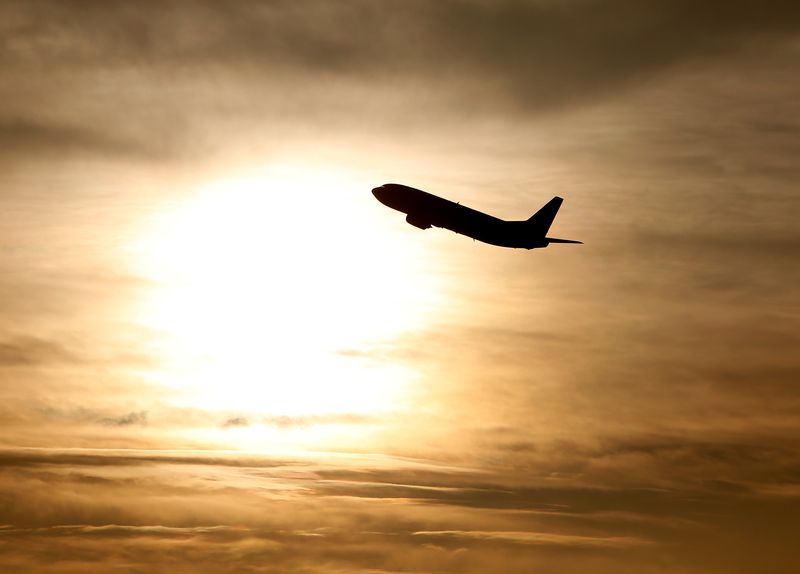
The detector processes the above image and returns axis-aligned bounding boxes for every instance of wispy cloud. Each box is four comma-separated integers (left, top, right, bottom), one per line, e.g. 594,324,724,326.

412,529,649,548
100,411,148,427
0,336,76,366
0,118,158,162
0,447,798,572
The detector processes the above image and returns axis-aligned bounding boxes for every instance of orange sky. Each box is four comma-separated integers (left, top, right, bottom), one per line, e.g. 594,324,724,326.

1,1,799,573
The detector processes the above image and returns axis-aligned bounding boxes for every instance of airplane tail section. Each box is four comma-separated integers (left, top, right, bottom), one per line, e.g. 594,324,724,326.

527,196,563,235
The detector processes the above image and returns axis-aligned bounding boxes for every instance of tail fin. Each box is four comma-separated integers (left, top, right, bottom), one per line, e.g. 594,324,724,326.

527,196,563,235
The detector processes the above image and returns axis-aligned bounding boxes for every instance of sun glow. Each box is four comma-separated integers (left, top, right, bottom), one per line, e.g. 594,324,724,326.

130,163,441,420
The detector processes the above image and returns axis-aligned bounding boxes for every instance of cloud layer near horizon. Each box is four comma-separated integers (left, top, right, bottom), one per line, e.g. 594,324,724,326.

1,446,799,573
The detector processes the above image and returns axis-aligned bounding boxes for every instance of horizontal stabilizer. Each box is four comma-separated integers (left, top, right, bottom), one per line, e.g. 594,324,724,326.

546,237,583,244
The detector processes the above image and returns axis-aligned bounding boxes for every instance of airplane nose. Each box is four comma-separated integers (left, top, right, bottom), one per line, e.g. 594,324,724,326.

372,186,386,200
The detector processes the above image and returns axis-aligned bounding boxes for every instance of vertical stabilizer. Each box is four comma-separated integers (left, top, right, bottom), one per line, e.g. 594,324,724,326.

527,196,563,235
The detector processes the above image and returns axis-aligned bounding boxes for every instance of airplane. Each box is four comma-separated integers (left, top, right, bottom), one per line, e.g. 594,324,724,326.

372,183,581,250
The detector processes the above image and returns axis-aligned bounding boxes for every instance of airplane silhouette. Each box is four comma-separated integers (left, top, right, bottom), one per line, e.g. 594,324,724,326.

372,183,581,249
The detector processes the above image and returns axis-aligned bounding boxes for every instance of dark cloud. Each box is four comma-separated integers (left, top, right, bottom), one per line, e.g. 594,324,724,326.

0,118,157,161
428,0,800,108
99,410,148,427
222,416,249,428
0,449,300,470
4,0,800,114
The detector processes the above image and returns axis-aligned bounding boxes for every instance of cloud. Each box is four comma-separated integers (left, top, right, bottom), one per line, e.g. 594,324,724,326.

4,1,800,115
0,448,299,470
0,336,76,366
423,0,800,109
0,448,799,573
261,414,375,428
412,529,649,548
0,118,158,161
222,416,249,428
99,411,148,427
0,524,240,539
220,414,375,429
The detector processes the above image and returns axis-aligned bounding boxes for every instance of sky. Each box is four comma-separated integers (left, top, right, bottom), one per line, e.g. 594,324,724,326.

1,1,799,572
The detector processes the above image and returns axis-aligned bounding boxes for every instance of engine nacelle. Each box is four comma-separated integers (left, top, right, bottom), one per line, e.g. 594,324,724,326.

405,214,431,230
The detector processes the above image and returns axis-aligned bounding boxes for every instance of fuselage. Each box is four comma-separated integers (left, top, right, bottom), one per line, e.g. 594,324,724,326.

372,183,549,249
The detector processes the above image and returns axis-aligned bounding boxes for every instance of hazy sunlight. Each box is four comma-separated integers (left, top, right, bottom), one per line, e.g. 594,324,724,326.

129,163,442,419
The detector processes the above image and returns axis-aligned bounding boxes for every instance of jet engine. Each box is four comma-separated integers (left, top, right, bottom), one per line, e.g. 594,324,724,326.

405,214,431,230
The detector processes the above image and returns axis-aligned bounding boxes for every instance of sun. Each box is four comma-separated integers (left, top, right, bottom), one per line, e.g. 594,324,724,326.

128,162,441,419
